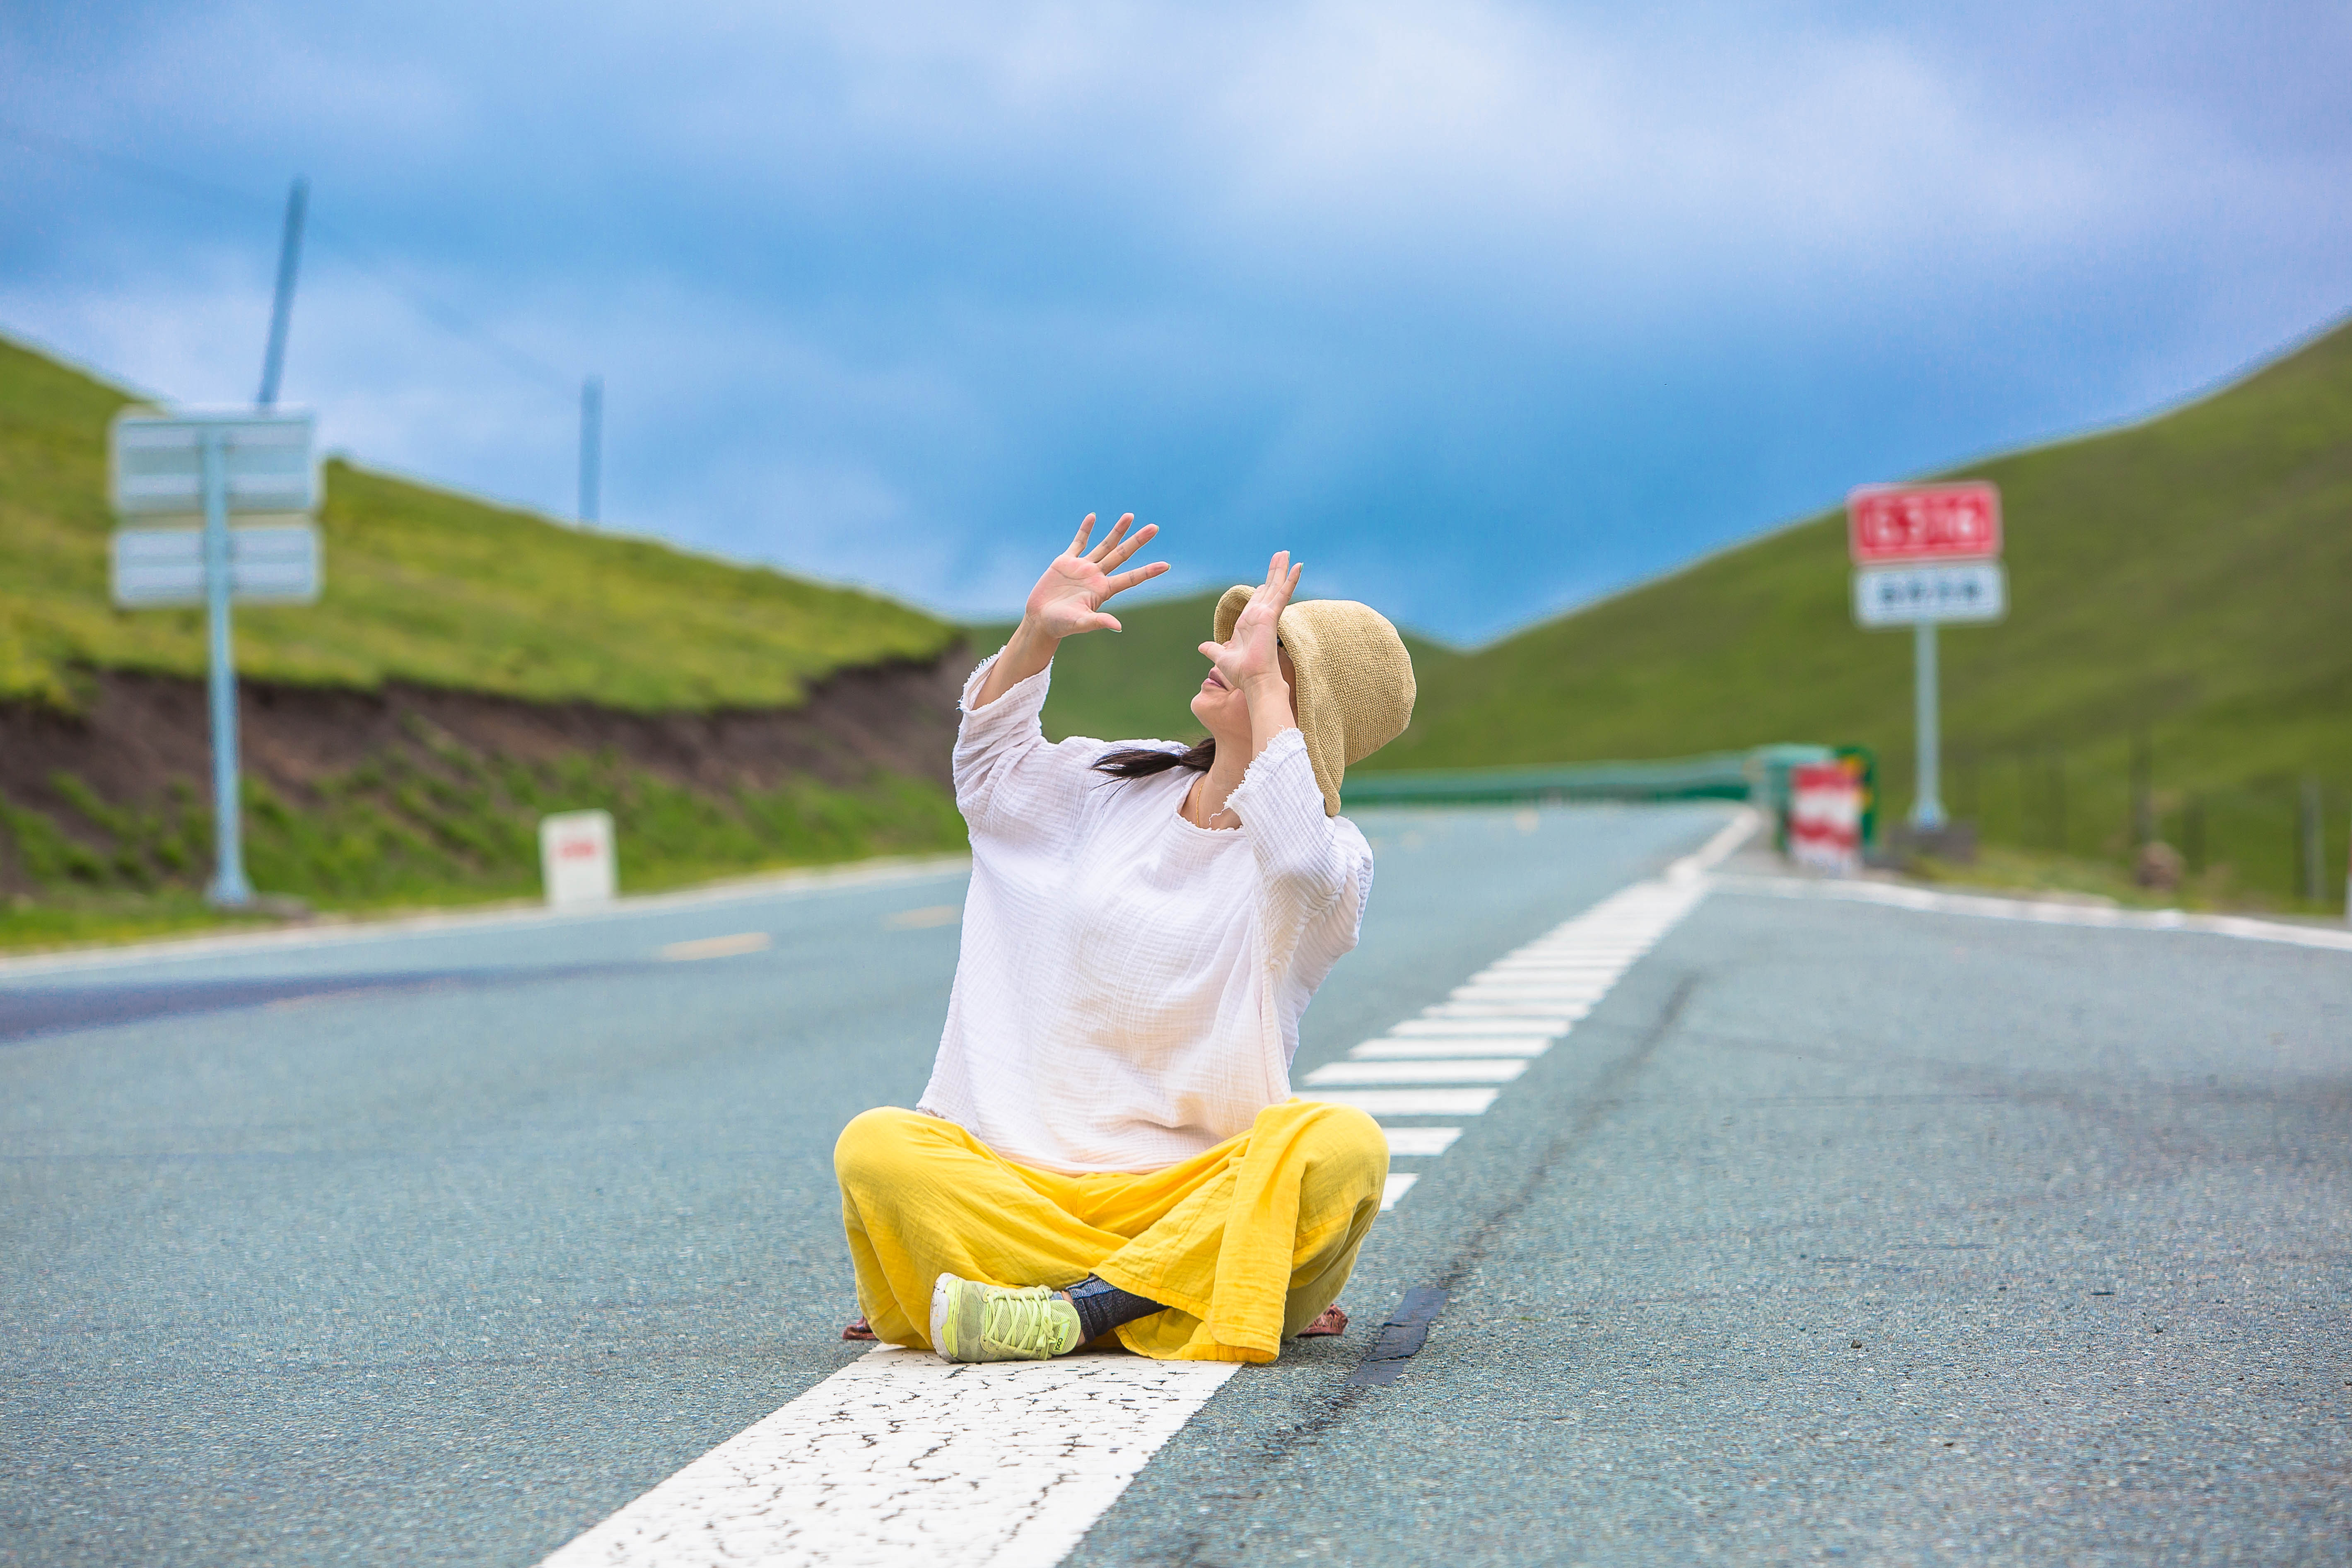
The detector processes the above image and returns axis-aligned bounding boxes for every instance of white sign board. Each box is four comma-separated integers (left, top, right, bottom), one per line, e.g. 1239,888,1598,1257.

1853,562,2007,628
540,810,617,908
110,410,318,515
111,522,322,607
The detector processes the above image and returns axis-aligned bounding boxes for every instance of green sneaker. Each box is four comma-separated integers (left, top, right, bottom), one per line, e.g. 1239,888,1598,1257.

928,1273,1084,1363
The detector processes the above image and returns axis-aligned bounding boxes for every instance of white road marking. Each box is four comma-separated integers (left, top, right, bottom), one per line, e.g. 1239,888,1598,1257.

1365,811,1759,1212
1450,984,1612,1001
885,905,962,929
539,1348,1236,1568
1300,1087,1503,1115
1389,1016,1577,1036
656,932,770,961
1350,1036,1552,1059
1380,1127,1462,1156
1303,1058,1529,1086
1424,1005,1587,1024
539,811,1766,1566
1712,873,2352,953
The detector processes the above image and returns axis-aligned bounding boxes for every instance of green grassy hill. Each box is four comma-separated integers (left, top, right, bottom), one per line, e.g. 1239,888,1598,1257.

972,589,1461,745
1370,317,2352,907
0,333,955,713
960,320,2351,907
0,332,968,944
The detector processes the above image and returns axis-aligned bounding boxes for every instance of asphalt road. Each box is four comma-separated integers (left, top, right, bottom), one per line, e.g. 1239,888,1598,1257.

3,807,2346,1565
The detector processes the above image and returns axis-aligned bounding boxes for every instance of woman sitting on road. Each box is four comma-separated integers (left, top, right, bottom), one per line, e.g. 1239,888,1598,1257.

833,514,1417,1363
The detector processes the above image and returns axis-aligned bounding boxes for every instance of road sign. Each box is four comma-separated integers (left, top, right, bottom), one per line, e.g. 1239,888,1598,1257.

111,522,321,608
1846,480,2005,835
106,408,321,907
1848,482,2001,564
111,410,317,515
540,811,618,908
1852,562,2007,627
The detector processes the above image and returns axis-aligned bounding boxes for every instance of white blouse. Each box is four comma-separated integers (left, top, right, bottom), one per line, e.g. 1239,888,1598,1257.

916,655,1375,1174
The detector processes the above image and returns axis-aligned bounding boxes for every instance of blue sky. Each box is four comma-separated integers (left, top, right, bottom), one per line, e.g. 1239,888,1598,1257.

3,1,2346,643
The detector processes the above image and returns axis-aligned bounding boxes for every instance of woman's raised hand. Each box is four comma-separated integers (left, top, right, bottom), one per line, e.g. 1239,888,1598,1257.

1023,514,1169,639
1198,550,1303,694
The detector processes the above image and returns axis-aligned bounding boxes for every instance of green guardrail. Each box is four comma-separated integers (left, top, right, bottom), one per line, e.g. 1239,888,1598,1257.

1341,743,1846,812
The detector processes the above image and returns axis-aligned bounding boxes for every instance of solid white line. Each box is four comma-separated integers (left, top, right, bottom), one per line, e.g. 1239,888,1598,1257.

1711,873,2352,954
0,854,976,978
1301,1087,1501,1116
1381,1127,1462,1157
1350,1036,1551,1059
1379,1174,1419,1210
1303,1058,1528,1086
538,1348,1236,1568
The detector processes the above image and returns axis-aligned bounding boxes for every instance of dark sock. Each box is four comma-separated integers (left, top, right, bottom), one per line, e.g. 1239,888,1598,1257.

1064,1275,1166,1341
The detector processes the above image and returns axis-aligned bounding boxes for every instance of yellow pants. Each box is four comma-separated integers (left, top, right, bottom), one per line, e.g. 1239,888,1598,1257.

835,1100,1389,1363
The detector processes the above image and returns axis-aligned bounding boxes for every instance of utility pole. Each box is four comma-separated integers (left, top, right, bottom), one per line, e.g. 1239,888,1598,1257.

258,177,308,408
579,374,603,526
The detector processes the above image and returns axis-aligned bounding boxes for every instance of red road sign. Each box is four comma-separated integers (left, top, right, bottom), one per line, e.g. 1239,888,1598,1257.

1847,482,2001,564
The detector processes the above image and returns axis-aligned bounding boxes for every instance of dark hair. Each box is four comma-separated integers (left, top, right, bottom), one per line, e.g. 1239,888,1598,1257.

1092,738,1216,779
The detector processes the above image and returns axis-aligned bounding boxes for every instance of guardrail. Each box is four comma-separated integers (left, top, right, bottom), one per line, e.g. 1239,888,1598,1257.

1340,744,1838,809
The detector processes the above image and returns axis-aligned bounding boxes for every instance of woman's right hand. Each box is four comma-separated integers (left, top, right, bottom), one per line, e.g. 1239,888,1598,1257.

973,514,1168,709
1023,513,1167,639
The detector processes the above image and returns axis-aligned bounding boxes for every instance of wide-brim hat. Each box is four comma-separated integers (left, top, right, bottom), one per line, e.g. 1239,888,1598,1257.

1213,586,1416,816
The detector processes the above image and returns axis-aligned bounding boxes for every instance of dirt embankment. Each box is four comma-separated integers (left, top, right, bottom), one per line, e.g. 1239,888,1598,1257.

0,647,973,886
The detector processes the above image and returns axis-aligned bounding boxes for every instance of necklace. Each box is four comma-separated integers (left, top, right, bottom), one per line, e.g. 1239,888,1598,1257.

1185,777,1234,830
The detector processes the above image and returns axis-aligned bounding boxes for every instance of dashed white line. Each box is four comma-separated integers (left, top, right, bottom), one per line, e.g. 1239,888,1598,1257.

1379,1173,1420,1209
657,932,770,961
1424,1004,1588,1023
1391,1014,1584,1035
1380,1127,1463,1157
1350,1036,1551,1059
1304,1058,1530,1086
1301,1087,1504,1116
1329,809,1759,1218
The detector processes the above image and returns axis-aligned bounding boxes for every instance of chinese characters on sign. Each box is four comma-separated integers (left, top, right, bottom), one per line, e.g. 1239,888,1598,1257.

1851,562,2007,627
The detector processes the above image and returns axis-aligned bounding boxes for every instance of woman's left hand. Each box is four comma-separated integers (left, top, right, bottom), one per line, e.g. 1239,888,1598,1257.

1199,550,1301,696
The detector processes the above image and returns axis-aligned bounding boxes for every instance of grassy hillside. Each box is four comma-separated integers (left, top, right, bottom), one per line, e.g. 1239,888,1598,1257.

1370,317,2352,907
973,589,1461,745
0,332,970,943
0,333,955,712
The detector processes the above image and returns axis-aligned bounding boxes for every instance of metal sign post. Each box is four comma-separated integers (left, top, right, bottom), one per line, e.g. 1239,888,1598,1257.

110,410,320,908
198,429,249,903
1847,482,2005,832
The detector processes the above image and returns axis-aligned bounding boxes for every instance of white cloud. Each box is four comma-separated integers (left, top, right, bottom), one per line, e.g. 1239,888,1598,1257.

3,0,2344,637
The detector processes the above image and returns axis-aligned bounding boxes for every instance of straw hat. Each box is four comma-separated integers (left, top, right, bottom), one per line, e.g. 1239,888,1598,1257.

1213,586,1416,816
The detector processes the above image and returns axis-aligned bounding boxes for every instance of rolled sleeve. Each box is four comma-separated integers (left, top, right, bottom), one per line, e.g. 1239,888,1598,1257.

1228,730,1367,969
952,654,1107,841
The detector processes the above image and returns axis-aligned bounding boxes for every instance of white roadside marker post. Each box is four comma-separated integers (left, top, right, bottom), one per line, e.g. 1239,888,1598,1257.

109,410,321,909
